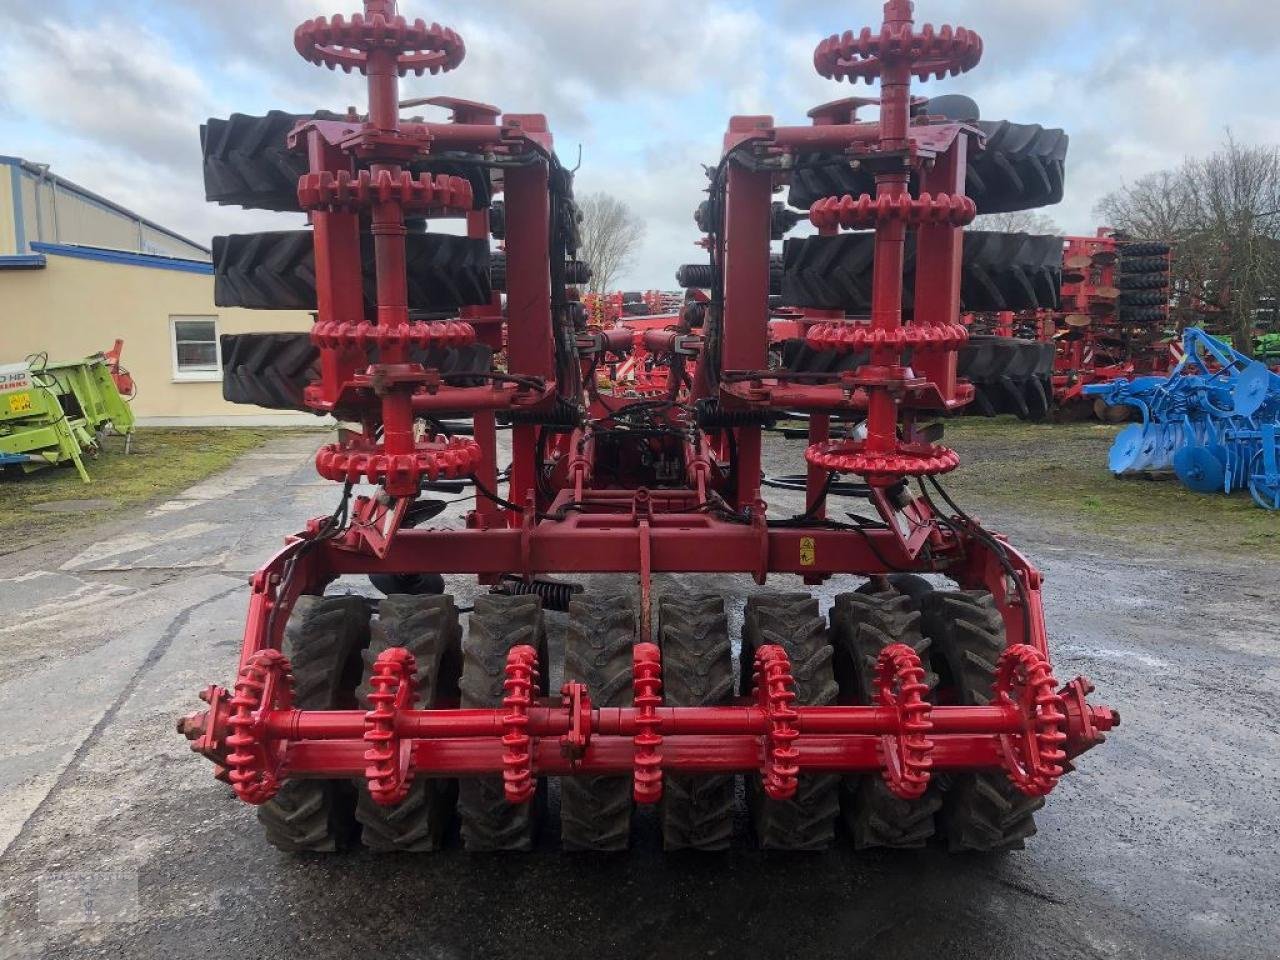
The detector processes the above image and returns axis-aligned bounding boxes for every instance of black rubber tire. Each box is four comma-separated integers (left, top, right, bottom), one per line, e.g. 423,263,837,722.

787,121,1068,215
490,252,506,293
740,594,839,851
257,596,370,852
676,263,713,289
560,594,637,852
782,231,1062,313
959,337,1054,421
488,201,505,240
201,110,341,212
657,595,735,852
220,332,320,412
854,574,934,607
1117,256,1169,275
368,573,446,597
1118,291,1166,308
830,592,941,849
202,111,491,212
1119,307,1168,324
564,260,593,286
1117,273,1168,291
220,332,492,413
457,595,549,852
214,231,493,312
921,591,1043,852
1121,241,1171,257
354,595,463,852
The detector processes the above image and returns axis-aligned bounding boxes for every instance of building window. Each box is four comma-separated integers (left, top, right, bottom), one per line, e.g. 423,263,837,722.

171,316,220,381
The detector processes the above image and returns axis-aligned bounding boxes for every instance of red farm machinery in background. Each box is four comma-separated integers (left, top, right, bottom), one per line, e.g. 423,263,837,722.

181,0,1116,855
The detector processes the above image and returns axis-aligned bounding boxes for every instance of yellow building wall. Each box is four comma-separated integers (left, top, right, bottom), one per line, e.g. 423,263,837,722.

0,251,315,424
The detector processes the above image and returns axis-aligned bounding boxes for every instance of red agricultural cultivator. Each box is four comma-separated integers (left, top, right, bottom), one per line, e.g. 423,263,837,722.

180,0,1117,854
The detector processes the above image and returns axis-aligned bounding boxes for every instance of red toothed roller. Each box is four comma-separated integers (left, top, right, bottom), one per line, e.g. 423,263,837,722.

310,320,476,352
810,192,977,231
874,644,935,800
805,321,969,355
363,648,418,806
994,646,1069,797
501,646,538,805
225,650,294,806
631,644,664,804
295,11,465,77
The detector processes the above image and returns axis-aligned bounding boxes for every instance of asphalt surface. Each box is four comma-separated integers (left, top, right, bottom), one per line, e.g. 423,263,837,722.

0,432,1277,960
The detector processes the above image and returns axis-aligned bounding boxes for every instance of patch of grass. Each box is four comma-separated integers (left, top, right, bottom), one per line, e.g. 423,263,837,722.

0,428,278,554
940,417,1280,559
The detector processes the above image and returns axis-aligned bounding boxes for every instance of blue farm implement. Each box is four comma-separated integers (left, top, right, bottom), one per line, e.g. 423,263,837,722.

1085,328,1280,509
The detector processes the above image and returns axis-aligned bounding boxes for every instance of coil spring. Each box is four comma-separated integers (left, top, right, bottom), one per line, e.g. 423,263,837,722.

501,398,581,427
694,399,777,430
494,577,583,612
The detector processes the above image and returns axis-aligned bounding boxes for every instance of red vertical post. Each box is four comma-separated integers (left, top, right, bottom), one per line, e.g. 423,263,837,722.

503,160,554,513
914,135,969,401
307,132,364,406
722,161,773,506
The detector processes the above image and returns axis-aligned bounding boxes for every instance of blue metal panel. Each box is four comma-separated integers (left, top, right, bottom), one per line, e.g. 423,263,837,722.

29,242,214,275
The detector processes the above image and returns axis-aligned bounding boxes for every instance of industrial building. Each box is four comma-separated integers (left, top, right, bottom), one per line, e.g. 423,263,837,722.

0,156,311,424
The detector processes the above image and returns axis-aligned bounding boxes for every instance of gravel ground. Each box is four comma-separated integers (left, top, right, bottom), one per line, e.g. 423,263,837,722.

0,432,1276,960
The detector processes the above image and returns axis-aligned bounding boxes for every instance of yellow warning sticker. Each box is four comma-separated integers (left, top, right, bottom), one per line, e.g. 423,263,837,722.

7,393,32,414
799,536,816,567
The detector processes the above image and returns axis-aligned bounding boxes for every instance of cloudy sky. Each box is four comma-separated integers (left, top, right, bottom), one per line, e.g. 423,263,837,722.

2,0,1279,288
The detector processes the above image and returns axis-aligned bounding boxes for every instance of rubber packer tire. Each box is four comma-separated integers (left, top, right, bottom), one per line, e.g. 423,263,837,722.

782,232,1062,313
560,594,637,852
220,332,319,412
219,332,493,413
830,592,941,849
1120,241,1171,258
657,595,735,851
354,595,463,852
489,254,592,293
787,120,1068,215
1118,273,1168,291
676,256,782,295
201,111,491,212
1117,256,1169,275
457,594,549,852
958,337,1054,421
920,591,1043,852
740,594,840,851
257,596,370,853
214,231,492,313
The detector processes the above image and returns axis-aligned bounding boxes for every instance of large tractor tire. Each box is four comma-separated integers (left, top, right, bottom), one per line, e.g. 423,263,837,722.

787,120,1067,214
560,594,637,852
354,595,464,852
257,596,370,852
920,591,1043,852
782,232,1062,314
830,592,941,849
220,332,493,413
958,337,1054,422
457,595,549,852
202,111,491,211
657,595,735,851
213,231,492,313
220,332,320,412
740,594,839,851
676,255,782,295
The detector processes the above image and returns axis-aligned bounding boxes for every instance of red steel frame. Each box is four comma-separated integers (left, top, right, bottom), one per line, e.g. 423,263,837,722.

180,0,1117,817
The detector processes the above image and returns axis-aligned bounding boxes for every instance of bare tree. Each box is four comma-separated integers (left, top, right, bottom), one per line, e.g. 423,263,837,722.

1098,136,1280,352
973,210,1062,235
576,192,645,294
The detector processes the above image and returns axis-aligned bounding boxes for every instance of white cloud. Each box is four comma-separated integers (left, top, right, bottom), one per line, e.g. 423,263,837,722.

3,0,1280,285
